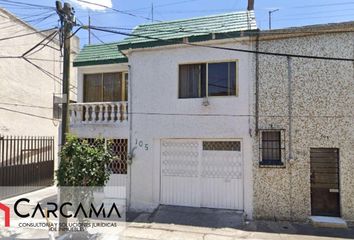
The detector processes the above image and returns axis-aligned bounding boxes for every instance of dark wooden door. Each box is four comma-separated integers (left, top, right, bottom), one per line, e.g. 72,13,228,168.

310,148,340,217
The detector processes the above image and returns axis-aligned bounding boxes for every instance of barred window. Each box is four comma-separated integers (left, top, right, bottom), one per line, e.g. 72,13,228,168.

80,138,128,174
259,130,285,166
203,141,241,151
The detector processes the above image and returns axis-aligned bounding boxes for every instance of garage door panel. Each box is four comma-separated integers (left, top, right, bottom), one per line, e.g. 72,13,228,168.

201,178,242,210
161,176,200,207
201,149,243,209
161,140,201,207
161,139,243,210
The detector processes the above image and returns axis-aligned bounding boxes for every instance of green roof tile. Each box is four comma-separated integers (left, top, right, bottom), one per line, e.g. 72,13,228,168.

74,11,257,67
117,11,257,50
73,42,128,67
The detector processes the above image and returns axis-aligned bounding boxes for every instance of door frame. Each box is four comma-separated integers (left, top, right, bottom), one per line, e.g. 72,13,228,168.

310,148,341,217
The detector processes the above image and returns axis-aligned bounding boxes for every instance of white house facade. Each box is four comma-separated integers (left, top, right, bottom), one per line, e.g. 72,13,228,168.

72,11,257,219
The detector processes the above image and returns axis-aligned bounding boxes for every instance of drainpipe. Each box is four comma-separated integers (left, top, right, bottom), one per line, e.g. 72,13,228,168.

287,56,294,220
287,56,294,162
255,33,260,135
128,64,133,210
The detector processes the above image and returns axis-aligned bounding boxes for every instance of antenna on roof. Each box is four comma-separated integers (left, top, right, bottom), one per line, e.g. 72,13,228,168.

268,9,279,30
247,0,254,11
88,13,91,44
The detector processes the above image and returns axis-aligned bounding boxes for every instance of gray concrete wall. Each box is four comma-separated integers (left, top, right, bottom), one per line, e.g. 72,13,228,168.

253,32,354,221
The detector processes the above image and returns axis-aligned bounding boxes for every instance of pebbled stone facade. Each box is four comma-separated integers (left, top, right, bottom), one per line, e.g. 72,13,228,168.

253,26,354,222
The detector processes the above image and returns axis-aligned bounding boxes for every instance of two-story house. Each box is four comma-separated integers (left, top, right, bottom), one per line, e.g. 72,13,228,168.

73,11,354,225
72,10,257,219
253,22,354,224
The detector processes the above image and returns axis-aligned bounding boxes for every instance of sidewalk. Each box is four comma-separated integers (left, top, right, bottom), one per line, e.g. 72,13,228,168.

119,220,354,240
0,187,353,240
119,207,354,240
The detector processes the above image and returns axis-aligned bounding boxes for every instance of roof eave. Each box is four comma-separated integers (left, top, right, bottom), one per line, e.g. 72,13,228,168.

118,29,259,51
73,57,128,67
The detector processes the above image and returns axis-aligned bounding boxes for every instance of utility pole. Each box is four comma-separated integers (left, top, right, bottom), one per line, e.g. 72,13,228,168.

268,9,279,30
56,1,75,235
56,1,75,147
151,3,154,23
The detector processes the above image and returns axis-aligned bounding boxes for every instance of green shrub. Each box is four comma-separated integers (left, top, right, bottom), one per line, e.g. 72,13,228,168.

56,134,112,187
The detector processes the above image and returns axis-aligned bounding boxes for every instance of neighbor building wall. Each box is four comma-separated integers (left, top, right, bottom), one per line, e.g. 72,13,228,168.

253,32,354,221
128,39,255,218
0,8,79,170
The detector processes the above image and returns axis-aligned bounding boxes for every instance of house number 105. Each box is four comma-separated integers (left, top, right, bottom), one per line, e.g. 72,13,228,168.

135,139,149,150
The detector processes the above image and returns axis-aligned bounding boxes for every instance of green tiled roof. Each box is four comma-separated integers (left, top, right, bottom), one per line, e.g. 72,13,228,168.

73,42,128,67
117,11,257,50
74,11,257,67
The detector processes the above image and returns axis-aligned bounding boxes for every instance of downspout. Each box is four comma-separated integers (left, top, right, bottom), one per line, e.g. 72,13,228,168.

287,56,294,162
287,56,294,220
118,47,135,210
255,32,260,135
127,63,134,210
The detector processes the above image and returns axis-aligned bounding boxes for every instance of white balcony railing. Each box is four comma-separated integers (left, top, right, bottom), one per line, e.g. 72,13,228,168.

69,102,128,125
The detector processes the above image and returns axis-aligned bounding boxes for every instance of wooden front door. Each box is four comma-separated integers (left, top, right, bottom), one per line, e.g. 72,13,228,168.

310,148,340,217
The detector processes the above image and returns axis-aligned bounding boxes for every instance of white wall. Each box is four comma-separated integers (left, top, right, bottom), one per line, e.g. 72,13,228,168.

128,40,254,218
0,9,78,170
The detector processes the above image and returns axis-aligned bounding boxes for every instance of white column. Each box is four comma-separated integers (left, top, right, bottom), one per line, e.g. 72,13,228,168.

84,105,90,123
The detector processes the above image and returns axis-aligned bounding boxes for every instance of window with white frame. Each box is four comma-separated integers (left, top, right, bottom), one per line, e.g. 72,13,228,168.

178,61,237,98
84,72,128,102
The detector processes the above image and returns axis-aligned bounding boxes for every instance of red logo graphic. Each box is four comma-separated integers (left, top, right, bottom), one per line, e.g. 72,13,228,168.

0,203,10,227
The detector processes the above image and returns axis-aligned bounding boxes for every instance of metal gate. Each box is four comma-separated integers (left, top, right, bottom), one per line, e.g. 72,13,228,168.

161,139,243,210
310,148,340,217
0,136,55,199
81,138,128,198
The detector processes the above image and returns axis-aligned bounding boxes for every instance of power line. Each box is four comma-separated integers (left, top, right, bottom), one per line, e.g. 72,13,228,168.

0,27,57,42
0,9,54,27
0,102,52,109
86,25,354,62
258,13,354,23
0,0,55,10
76,0,161,22
22,57,78,95
290,1,354,9
0,54,63,63
126,0,200,12
22,30,58,57
89,23,354,37
0,106,54,121
26,57,63,63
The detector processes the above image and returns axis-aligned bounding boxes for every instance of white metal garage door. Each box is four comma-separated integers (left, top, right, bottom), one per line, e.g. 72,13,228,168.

161,139,243,210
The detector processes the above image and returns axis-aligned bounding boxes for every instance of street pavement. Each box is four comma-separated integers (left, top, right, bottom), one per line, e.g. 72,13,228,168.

0,187,353,240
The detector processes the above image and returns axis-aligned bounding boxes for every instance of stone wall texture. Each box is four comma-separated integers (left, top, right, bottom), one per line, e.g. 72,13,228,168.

253,32,354,221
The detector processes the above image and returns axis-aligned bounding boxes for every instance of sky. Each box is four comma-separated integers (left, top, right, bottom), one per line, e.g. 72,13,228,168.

2,0,354,47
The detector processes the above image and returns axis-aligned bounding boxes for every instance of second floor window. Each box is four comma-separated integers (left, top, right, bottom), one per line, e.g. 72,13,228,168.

84,72,128,102
178,61,237,98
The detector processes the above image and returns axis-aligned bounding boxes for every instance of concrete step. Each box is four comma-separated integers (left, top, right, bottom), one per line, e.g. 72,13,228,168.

309,216,348,228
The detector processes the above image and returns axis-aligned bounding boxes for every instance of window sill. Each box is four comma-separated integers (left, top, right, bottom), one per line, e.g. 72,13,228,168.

259,160,285,168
